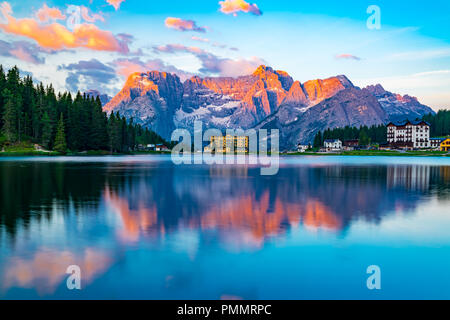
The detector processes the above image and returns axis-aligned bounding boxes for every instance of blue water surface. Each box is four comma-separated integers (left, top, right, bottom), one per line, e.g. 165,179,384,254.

0,156,449,300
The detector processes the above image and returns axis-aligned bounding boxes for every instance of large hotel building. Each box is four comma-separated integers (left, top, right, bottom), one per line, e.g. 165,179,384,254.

205,135,250,154
387,120,431,149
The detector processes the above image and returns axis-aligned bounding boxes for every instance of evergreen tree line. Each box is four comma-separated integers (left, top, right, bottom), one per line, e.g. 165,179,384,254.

0,65,167,153
313,125,387,148
422,110,450,137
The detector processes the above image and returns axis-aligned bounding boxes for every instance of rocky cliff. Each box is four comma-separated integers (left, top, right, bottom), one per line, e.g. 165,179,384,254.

104,65,435,149
256,87,389,149
365,84,434,122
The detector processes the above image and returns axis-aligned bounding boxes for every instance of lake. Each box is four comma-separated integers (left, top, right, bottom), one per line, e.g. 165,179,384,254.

0,155,449,300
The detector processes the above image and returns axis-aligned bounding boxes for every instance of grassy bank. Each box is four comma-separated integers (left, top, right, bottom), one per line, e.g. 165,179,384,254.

286,150,449,157
0,142,173,157
1,139,448,158
0,141,58,156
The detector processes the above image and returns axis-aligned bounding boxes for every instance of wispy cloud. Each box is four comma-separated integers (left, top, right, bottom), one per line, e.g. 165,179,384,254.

36,3,66,22
191,36,210,43
411,70,450,77
219,0,262,16
154,43,265,77
106,0,125,11
388,48,450,61
0,39,51,64
112,57,194,81
165,17,207,33
0,2,129,53
335,54,361,61
81,6,105,23
59,58,119,93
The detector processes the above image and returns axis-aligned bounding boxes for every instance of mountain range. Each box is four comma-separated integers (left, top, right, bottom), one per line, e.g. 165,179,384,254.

103,65,435,150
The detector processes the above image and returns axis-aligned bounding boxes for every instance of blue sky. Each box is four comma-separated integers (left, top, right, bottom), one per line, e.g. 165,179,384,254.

1,0,449,110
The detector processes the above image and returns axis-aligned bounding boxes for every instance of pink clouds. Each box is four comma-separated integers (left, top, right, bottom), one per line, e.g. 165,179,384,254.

36,3,66,22
106,0,125,11
191,36,210,43
335,54,361,61
0,2,129,53
2,249,112,295
165,17,207,33
113,57,193,81
154,43,266,77
219,0,262,16
0,39,49,64
81,6,105,23
10,45,38,64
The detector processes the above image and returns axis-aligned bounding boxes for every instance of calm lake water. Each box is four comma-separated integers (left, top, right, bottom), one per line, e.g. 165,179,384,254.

0,155,450,300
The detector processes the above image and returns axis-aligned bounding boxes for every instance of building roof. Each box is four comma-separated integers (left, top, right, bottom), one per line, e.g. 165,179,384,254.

386,120,431,127
324,139,341,143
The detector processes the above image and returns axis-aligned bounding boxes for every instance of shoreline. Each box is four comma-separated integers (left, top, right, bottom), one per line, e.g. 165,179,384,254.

0,150,449,158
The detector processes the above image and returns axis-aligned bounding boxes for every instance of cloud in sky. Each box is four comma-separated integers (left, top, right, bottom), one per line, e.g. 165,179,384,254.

219,0,262,16
106,0,125,11
154,43,265,77
387,48,450,61
0,2,129,53
335,54,361,61
59,58,119,93
36,4,66,22
191,36,209,43
0,39,49,64
81,6,105,23
112,57,194,81
165,17,207,33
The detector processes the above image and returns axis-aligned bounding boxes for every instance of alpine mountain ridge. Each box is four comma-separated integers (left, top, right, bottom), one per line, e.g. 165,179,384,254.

104,65,435,150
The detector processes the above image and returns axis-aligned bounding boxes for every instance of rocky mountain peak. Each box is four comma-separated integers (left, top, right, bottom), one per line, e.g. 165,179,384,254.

302,75,354,105
282,81,308,106
365,84,387,97
103,65,434,147
252,65,294,91
105,71,183,113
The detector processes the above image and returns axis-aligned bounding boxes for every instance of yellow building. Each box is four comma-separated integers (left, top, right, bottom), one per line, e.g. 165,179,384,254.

441,138,450,152
208,135,249,154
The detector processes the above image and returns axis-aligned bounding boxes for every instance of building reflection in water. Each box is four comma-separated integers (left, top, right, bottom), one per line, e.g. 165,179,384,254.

0,160,449,297
102,163,450,246
387,165,431,191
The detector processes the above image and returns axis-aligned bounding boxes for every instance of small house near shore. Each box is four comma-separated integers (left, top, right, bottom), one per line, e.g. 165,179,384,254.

324,139,342,151
343,139,359,150
430,138,445,150
441,138,450,152
297,144,310,153
156,144,170,152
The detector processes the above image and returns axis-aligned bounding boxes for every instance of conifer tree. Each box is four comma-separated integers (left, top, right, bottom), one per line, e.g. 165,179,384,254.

0,65,6,128
313,131,323,148
90,96,108,150
41,112,53,149
0,65,174,152
54,114,67,154
359,129,371,146
2,89,17,142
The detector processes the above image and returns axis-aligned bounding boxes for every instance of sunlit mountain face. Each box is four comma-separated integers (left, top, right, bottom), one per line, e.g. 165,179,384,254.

2,158,448,242
1,157,450,299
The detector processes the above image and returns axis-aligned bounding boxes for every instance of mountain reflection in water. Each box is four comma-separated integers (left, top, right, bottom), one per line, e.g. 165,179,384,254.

0,157,449,299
